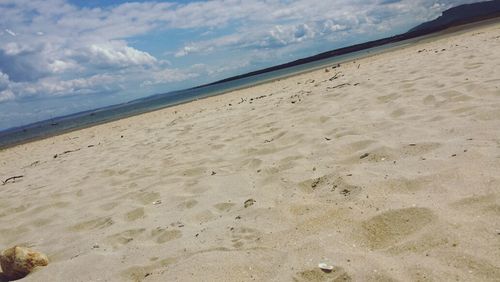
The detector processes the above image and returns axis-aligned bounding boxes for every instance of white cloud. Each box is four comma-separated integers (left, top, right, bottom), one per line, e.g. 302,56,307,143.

48,59,79,73
269,23,316,45
0,89,15,102
0,0,486,107
170,0,483,57
2,42,31,56
174,45,203,58
0,71,14,102
15,74,123,98
323,20,348,33
83,41,157,69
0,71,10,89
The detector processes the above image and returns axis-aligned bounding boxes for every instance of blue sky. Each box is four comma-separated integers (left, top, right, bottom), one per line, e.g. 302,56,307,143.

0,0,483,130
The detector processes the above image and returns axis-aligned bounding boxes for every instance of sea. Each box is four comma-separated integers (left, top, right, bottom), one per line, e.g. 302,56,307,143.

0,39,415,149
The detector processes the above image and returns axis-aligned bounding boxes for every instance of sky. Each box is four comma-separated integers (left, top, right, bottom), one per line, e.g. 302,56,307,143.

0,0,485,130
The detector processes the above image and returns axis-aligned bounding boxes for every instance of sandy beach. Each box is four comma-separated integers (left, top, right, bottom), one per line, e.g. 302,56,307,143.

1,22,500,281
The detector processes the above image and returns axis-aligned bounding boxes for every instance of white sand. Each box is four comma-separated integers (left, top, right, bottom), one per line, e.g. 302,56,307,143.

1,22,500,281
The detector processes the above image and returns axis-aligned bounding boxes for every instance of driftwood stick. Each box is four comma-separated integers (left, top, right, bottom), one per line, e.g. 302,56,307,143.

2,175,24,185
327,83,351,89
54,148,81,158
329,72,342,81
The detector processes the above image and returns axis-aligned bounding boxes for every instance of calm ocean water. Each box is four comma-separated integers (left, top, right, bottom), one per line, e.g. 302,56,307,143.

0,39,413,148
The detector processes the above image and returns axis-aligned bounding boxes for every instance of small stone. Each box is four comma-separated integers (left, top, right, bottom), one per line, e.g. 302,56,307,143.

153,200,162,205
244,199,256,208
311,178,321,188
0,246,49,280
360,153,370,159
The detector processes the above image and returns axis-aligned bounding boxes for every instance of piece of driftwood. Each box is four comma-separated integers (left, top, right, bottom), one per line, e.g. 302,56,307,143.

329,72,342,81
2,175,23,185
53,148,81,159
327,83,351,89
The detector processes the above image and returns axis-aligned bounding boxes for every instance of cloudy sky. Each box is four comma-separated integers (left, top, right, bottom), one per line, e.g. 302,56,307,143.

0,0,483,130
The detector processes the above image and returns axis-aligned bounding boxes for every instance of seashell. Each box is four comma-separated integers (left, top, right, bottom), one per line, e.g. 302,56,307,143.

318,262,334,272
0,246,49,280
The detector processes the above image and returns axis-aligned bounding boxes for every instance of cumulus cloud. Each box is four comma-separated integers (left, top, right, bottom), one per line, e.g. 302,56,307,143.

0,45,50,82
80,41,157,69
0,90,15,103
0,72,10,90
172,0,482,57
0,0,486,129
11,73,124,100
0,71,14,102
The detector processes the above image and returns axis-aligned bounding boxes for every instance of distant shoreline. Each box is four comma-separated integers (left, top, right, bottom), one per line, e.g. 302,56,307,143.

1,17,499,150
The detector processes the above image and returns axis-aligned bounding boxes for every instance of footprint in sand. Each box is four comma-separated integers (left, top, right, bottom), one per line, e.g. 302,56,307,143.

240,158,263,169
441,252,500,280
213,202,235,212
120,190,161,205
151,228,182,244
100,201,119,211
343,139,376,153
122,257,177,281
230,227,262,249
178,199,198,210
125,207,145,221
398,142,441,157
182,166,206,177
0,203,31,218
377,92,400,103
298,173,362,202
388,226,453,255
70,216,114,231
390,108,406,118
450,193,500,216
422,94,437,106
361,207,436,249
106,228,146,249
382,175,434,194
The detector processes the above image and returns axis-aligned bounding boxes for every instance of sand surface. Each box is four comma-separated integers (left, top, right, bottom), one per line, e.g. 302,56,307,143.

1,22,500,282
